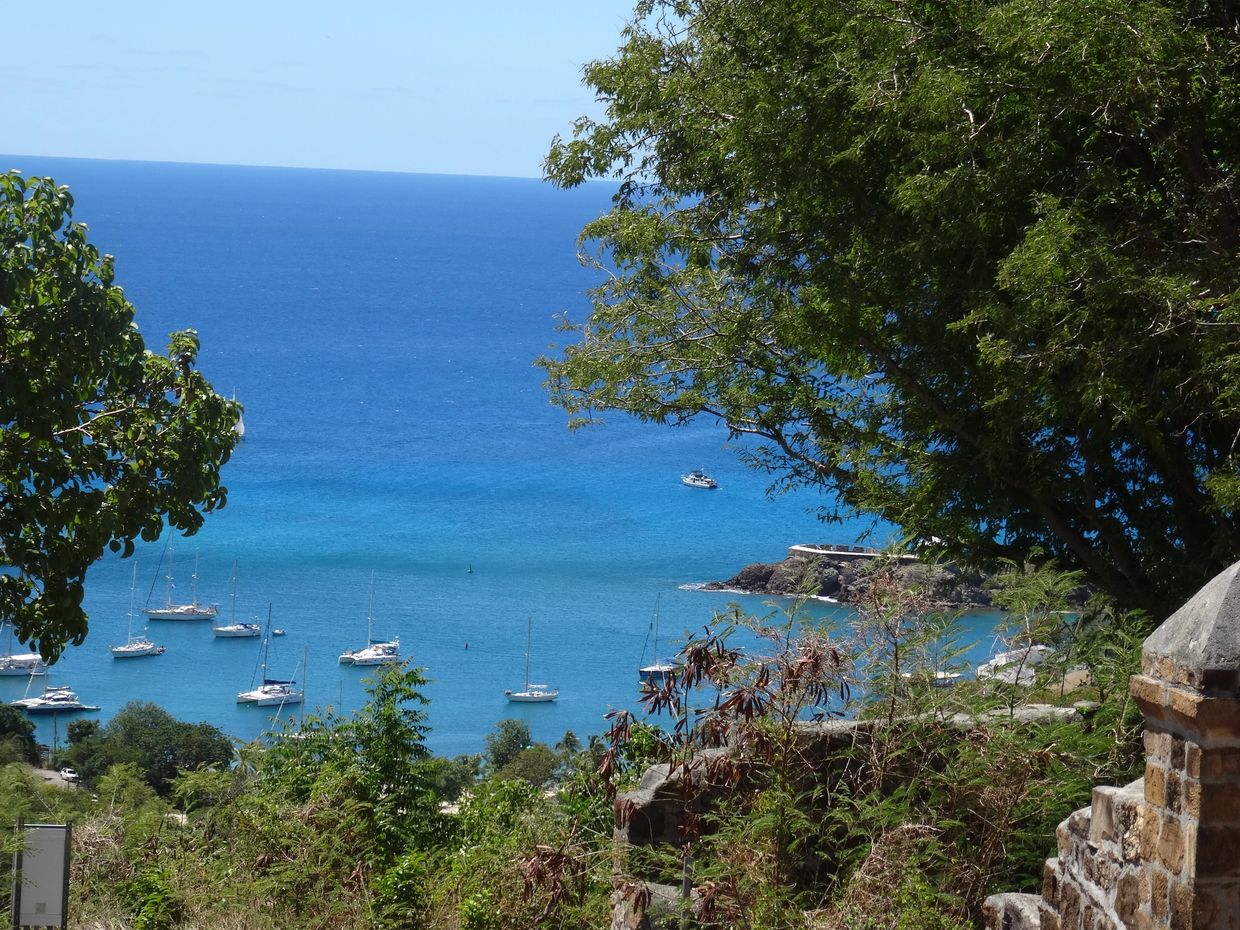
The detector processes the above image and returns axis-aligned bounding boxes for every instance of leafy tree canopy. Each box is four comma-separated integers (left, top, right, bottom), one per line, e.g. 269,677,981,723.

0,173,239,660
543,0,1240,615
62,701,233,794
0,704,37,765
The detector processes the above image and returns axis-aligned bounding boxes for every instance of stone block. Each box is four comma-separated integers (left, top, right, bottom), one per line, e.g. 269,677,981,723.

1146,730,1173,764
1158,817,1185,874
1197,823,1240,877
1182,778,1201,819
1166,770,1183,814
1152,869,1169,919
1141,808,1163,860
1117,871,1143,926
1168,688,1240,734
1147,764,1169,808
1132,675,1170,713
1169,881,1194,930
1060,878,1082,930
1038,899,1061,930
1043,859,1060,902
1200,781,1240,823
983,893,1044,930
1201,747,1240,781
1185,743,1201,779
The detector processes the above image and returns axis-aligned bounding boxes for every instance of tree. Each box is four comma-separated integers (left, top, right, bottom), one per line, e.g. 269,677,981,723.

0,172,239,660
485,718,532,773
542,0,1240,616
0,704,37,764
62,701,232,794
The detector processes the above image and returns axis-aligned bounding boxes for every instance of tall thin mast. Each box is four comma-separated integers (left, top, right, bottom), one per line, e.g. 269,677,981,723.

165,546,175,608
524,617,532,689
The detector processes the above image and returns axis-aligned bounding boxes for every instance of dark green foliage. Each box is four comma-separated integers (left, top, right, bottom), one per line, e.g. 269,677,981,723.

61,701,232,794
543,0,1240,616
0,172,240,660
484,718,531,773
494,743,558,787
120,871,182,930
262,663,445,859
424,752,482,802
0,703,37,763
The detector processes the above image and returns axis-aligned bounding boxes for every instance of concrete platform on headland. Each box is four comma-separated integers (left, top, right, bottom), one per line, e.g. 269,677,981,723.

787,544,920,563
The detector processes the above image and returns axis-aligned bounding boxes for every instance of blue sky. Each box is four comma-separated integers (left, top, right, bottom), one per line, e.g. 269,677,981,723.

4,1,636,178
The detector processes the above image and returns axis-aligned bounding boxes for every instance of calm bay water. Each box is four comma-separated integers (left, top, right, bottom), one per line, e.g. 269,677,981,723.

2,156,1002,755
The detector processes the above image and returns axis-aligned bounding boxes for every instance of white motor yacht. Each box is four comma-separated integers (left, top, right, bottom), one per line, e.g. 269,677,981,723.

681,469,718,489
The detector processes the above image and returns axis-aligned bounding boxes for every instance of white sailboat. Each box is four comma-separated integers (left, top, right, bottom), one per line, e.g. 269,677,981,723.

639,594,677,684
338,572,401,666
232,390,246,440
12,683,99,714
111,563,165,658
506,617,558,703
212,562,261,637
237,606,302,707
144,546,219,620
0,621,47,676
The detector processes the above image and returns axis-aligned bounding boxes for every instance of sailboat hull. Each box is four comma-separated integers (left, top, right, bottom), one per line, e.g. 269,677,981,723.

505,688,559,703
146,606,218,620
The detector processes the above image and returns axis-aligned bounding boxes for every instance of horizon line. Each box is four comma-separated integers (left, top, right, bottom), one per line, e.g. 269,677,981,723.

0,151,620,187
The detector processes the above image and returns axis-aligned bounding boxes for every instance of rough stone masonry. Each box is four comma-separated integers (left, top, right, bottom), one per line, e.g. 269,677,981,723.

984,560,1240,930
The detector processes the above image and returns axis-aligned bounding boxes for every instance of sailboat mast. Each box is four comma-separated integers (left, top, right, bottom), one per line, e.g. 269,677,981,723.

524,617,532,690
230,561,239,624
127,562,138,643
653,593,662,666
165,546,175,608
191,552,201,608
368,571,376,643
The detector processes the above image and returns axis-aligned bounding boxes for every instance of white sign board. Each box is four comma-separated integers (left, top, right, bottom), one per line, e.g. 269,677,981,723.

11,822,70,929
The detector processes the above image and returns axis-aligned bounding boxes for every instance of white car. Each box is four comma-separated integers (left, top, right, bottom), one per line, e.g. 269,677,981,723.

59,767,79,783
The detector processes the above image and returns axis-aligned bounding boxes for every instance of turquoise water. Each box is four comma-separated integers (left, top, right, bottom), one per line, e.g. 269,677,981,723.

1,156,1003,755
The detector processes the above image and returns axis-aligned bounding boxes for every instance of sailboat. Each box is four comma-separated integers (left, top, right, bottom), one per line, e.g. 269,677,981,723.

212,562,261,637
144,546,219,620
111,563,165,658
505,617,558,703
338,572,401,666
237,605,302,707
232,390,246,440
639,594,677,684
0,621,47,676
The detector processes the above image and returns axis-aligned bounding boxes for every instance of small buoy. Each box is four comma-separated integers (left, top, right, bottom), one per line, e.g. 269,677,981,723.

465,642,469,650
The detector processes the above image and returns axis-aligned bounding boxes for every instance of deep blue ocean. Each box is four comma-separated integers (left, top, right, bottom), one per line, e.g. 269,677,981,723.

2,156,1003,756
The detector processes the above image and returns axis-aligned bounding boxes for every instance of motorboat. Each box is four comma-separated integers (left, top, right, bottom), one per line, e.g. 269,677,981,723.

144,545,219,620
976,644,1055,685
12,685,99,714
681,469,718,489
213,562,261,637
506,617,558,703
112,563,166,658
339,573,402,666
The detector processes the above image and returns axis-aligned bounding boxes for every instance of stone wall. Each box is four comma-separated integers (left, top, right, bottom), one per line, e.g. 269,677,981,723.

984,561,1240,930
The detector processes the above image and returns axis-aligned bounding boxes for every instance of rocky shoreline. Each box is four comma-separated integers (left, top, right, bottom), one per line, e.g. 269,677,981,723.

700,548,996,608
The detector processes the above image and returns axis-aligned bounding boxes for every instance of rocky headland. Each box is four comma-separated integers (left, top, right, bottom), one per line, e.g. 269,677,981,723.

700,544,995,608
